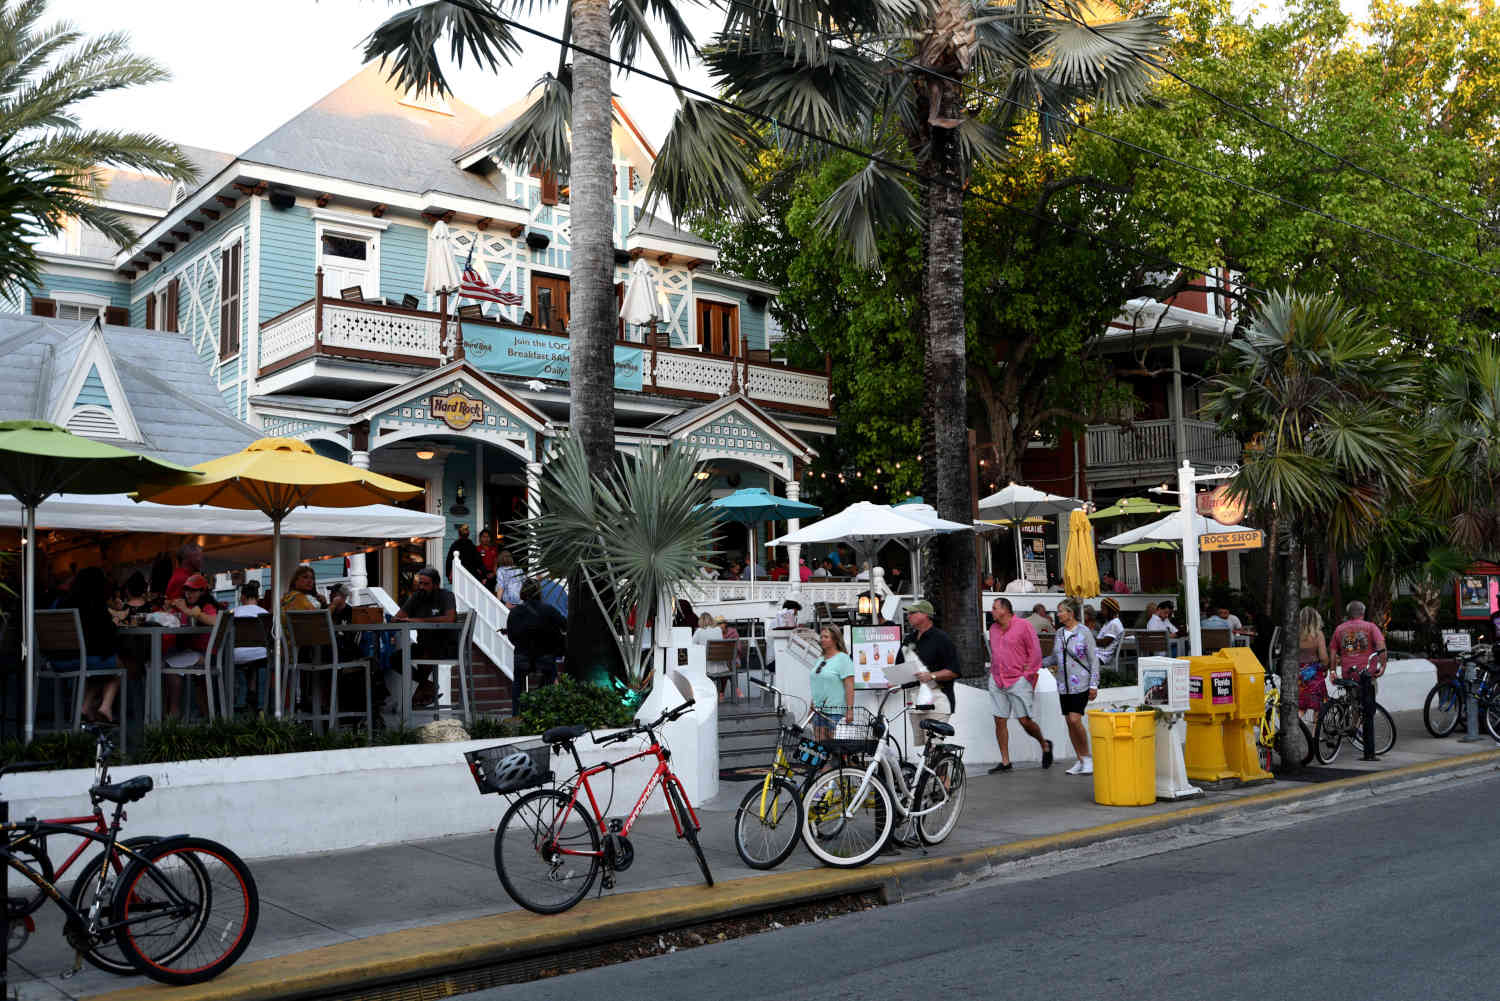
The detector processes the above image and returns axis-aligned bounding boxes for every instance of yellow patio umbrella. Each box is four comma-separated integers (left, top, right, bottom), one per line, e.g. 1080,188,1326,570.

135,438,423,717
1063,508,1100,599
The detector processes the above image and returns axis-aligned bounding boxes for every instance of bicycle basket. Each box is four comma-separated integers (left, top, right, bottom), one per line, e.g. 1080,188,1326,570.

778,726,830,771
464,742,552,796
828,707,879,755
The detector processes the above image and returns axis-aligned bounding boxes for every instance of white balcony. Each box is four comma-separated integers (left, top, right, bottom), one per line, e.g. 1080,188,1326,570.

1086,419,1240,484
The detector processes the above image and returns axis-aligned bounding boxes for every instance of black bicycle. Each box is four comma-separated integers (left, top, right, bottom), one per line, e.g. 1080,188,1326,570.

3,758,259,986
1423,649,1500,740
1314,676,1396,764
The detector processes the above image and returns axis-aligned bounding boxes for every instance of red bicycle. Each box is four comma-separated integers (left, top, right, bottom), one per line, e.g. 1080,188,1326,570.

467,689,710,914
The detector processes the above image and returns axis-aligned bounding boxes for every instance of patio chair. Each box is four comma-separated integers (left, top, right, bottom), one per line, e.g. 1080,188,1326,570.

339,285,365,301
747,349,771,364
457,303,484,319
160,613,228,723
401,293,420,309
284,610,373,741
34,609,129,741
1201,628,1232,653
1038,633,1055,659
1135,631,1169,657
705,639,737,697
406,611,477,725
227,612,271,714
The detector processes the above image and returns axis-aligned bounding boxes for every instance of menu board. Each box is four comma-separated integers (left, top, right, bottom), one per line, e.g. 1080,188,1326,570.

1456,574,1497,621
850,625,901,687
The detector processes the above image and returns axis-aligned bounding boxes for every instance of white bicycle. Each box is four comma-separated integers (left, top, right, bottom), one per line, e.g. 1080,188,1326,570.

800,682,967,868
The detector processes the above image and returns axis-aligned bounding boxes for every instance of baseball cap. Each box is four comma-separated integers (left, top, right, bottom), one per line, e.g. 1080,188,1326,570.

905,599,935,616
183,573,212,591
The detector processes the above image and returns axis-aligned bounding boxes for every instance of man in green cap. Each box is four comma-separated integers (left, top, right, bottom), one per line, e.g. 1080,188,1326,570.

901,599,962,713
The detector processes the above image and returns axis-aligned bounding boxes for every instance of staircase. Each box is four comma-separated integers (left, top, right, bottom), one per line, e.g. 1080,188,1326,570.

718,693,781,770
469,646,518,717
450,555,515,680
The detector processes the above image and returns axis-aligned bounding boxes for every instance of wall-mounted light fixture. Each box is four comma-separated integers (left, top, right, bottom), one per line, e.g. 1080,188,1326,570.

415,449,435,461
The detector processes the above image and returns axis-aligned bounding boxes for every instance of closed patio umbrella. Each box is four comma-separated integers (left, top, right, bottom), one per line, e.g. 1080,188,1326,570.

620,257,663,337
423,220,462,300
135,438,422,717
1062,508,1100,599
0,421,199,742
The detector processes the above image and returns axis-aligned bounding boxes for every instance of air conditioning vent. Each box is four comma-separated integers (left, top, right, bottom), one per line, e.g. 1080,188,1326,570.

65,406,122,440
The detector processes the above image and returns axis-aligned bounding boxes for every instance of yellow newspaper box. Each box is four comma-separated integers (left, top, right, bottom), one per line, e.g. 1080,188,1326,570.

1087,709,1157,806
1183,648,1272,785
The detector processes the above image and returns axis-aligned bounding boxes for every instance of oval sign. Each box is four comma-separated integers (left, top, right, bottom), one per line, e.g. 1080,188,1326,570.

1209,485,1245,526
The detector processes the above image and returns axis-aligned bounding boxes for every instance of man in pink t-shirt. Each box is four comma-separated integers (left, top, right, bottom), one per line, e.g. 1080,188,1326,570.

986,596,1052,773
1330,600,1387,760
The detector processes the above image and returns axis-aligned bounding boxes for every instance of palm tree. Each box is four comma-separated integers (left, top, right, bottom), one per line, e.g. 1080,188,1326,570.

0,0,194,300
1201,290,1418,769
652,0,1167,669
1424,339,1500,556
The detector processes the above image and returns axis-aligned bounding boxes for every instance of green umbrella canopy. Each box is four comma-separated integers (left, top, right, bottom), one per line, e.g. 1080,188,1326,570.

1119,540,1181,552
1090,496,1179,520
0,420,199,504
707,486,822,523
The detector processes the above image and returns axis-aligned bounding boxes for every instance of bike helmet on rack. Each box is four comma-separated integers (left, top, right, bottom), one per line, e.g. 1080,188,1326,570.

491,751,539,794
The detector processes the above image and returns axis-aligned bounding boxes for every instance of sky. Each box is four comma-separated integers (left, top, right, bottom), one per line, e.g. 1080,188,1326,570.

51,0,723,157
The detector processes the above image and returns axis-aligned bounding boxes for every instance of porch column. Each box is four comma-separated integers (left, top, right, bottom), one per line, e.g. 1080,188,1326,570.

1171,343,1187,467
785,478,803,594
349,428,371,591
526,461,543,520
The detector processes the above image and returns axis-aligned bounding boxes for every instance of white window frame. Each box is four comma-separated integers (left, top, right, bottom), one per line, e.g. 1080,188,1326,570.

53,291,110,322
152,284,170,331
313,212,386,301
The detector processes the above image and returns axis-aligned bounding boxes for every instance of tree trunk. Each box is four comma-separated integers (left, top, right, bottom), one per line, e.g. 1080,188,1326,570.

1327,539,1343,623
918,67,981,678
564,0,624,685
1277,528,1308,771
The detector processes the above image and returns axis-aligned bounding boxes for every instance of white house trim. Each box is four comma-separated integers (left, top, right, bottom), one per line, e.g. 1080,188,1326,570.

246,195,262,421
36,253,118,277
625,234,718,264
47,320,143,442
315,217,382,300
309,207,391,232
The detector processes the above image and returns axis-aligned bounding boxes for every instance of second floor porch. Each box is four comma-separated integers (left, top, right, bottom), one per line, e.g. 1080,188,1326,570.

1085,418,1241,488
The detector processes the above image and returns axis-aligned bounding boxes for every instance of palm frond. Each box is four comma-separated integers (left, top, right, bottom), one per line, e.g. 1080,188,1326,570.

811,156,918,267
1040,13,1166,108
485,71,572,175
362,0,521,98
645,97,763,218
611,0,699,70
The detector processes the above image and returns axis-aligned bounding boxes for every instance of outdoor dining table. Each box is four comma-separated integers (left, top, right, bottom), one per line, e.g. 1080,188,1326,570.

332,620,465,729
117,623,212,724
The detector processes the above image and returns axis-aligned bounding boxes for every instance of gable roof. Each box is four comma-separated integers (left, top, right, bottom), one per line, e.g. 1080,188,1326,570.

100,145,234,211
0,316,257,467
237,63,522,208
648,394,816,461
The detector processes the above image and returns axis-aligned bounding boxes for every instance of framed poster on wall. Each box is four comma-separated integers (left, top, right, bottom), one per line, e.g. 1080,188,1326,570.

1456,573,1497,621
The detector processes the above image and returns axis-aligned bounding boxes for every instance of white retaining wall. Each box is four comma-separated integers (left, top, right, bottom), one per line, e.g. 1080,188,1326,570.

10,667,719,865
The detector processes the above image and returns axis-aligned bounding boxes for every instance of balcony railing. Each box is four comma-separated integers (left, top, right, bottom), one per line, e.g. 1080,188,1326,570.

1086,419,1240,471
258,275,831,414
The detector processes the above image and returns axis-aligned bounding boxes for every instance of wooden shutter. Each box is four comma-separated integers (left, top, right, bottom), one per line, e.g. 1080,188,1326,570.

167,278,180,333
146,293,156,329
31,297,57,318
540,171,558,206
104,306,129,326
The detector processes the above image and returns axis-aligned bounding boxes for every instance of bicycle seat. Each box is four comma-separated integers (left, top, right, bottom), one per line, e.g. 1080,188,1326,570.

919,719,955,737
91,776,153,804
543,724,589,745
1333,679,1358,689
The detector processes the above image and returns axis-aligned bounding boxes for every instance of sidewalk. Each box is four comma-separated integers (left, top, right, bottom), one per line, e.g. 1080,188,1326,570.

16,711,1500,1001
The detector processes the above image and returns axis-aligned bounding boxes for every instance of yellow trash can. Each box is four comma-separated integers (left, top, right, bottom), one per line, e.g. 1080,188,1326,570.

1087,709,1157,806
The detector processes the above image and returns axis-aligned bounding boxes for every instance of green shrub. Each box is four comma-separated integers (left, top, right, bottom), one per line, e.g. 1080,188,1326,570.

517,677,635,735
0,730,98,770
134,717,363,764
1100,667,1136,690
468,716,528,740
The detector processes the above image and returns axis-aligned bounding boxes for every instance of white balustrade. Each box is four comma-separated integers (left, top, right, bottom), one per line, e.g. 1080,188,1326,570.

259,302,316,366
451,555,514,681
323,302,444,360
743,364,829,409
653,351,737,396
1086,419,1239,468
651,349,830,412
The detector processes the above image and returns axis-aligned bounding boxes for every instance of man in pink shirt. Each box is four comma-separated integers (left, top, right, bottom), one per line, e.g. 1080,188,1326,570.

1330,600,1387,760
987,596,1053,773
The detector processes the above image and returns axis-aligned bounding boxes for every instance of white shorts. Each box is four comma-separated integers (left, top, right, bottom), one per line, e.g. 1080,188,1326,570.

989,675,1036,719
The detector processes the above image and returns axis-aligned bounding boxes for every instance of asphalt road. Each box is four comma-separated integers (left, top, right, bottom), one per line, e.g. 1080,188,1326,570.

466,773,1500,1001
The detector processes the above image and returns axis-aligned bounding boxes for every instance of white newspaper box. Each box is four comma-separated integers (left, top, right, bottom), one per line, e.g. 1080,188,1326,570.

1139,656,1200,799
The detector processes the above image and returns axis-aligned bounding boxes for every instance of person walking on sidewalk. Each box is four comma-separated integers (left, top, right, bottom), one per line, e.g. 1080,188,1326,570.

1331,600,1387,760
1043,597,1099,775
901,600,961,716
986,597,1052,773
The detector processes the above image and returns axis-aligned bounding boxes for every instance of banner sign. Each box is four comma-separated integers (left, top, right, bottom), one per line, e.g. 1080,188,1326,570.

462,324,644,392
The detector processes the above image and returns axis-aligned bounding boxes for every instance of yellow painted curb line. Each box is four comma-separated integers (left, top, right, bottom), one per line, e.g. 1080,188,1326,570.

85,748,1500,1001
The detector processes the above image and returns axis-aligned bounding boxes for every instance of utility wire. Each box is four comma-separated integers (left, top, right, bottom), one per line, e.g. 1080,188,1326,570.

1073,17,1500,239
707,0,1500,286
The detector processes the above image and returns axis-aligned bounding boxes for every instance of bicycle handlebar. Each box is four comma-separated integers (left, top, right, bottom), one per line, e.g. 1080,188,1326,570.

590,698,697,746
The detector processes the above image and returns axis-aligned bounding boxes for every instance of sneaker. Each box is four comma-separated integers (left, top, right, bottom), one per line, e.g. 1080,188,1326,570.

988,762,1013,774
1065,760,1085,776
1079,758,1094,775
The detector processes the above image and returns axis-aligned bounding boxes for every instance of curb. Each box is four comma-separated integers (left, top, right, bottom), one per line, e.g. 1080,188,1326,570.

84,749,1500,1001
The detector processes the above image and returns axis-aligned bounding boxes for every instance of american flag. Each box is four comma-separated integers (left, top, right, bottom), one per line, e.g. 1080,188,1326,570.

459,267,522,307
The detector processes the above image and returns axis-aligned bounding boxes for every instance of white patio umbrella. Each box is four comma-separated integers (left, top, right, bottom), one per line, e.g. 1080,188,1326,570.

1101,510,1260,548
976,483,1084,585
423,220,462,300
891,502,1004,588
767,502,971,621
620,257,662,337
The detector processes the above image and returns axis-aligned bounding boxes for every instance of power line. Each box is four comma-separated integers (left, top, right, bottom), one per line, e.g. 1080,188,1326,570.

1073,17,1499,240
707,0,1500,287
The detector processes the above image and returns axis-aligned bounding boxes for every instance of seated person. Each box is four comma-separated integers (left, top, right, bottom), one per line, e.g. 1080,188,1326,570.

394,566,458,709
60,567,121,724
1147,601,1180,636
232,581,271,712
164,573,219,718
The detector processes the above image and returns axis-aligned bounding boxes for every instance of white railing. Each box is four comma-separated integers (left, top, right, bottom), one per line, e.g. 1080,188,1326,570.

259,302,317,366
682,579,879,608
743,364,829,410
1086,419,1240,469
651,351,831,412
654,351,737,396
450,555,514,681
322,302,444,360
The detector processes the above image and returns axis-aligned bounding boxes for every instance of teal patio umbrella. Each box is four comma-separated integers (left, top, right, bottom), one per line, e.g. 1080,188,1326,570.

0,421,199,742
708,487,822,589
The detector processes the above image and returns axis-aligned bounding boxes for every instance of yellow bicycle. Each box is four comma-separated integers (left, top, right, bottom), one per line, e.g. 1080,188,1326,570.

731,680,831,869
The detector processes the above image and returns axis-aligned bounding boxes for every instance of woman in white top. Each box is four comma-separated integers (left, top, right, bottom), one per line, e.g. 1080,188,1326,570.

1095,596,1126,673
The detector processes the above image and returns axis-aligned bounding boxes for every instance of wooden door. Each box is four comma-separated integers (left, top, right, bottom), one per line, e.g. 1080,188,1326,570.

698,300,739,356
532,274,570,332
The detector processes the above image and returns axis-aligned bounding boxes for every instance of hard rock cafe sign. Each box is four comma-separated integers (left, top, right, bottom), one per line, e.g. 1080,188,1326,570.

1195,484,1246,526
429,392,485,431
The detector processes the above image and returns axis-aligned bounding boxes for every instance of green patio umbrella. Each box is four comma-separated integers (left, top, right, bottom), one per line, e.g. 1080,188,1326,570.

0,421,199,742
1119,540,1181,552
708,487,822,591
1089,496,1179,520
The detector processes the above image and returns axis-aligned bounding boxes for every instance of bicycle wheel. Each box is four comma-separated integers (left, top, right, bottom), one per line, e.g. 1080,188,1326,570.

7,836,54,917
68,837,164,976
915,753,966,846
1314,701,1345,764
734,777,803,870
114,837,258,986
1351,704,1396,756
801,766,893,869
1424,682,1464,738
665,780,713,887
1299,719,1315,767
1483,699,1500,742
494,789,600,914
